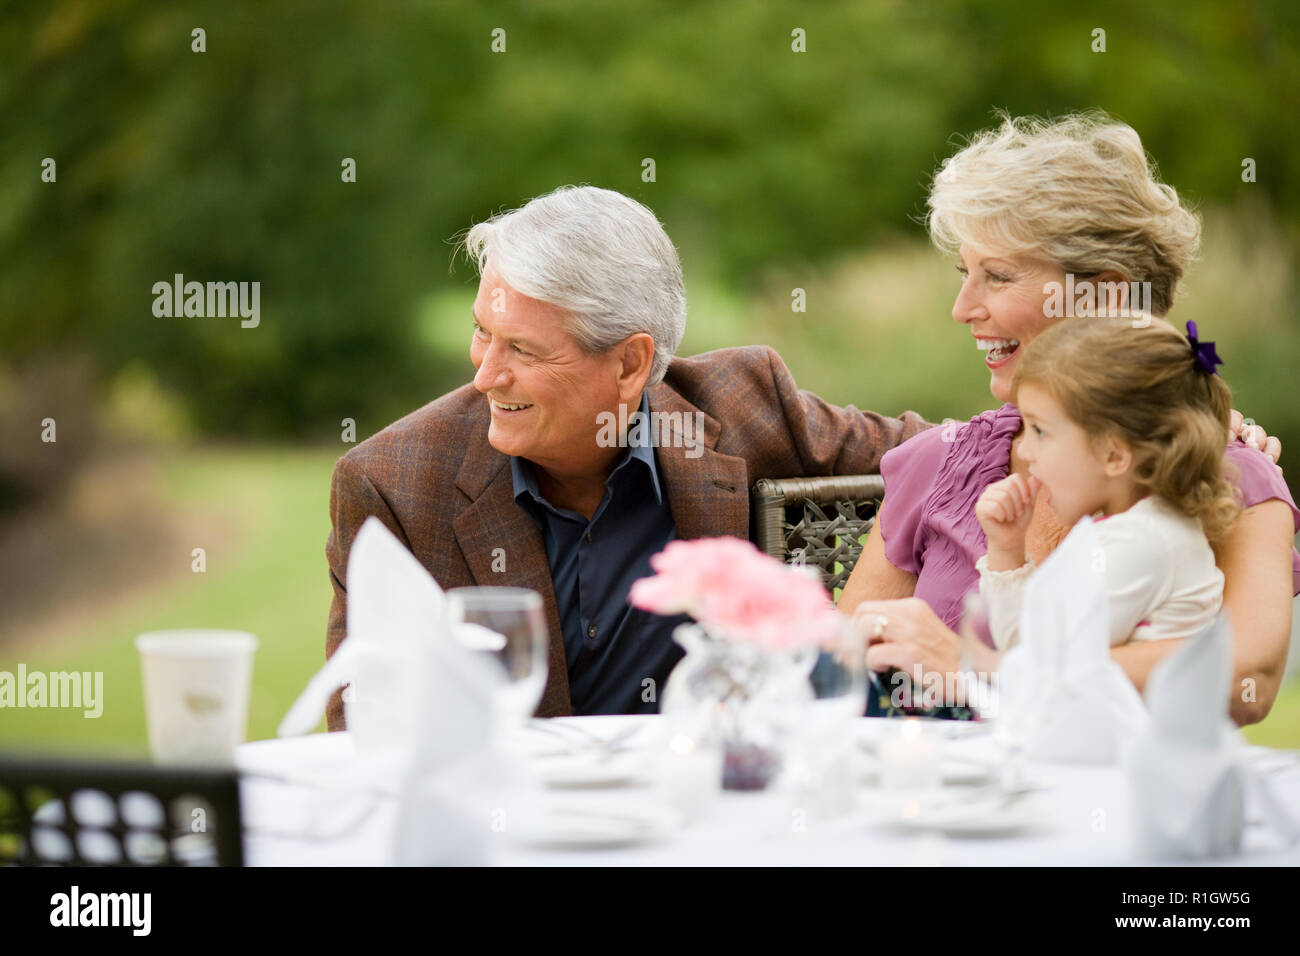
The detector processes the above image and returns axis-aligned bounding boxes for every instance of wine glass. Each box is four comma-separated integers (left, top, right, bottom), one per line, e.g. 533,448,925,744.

446,587,549,731
958,591,998,720
780,619,868,821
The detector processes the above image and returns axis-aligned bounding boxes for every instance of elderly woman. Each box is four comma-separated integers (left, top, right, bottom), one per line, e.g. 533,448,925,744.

838,113,1298,725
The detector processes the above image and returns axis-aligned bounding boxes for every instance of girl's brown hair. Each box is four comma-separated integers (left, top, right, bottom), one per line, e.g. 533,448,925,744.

1011,316,1239,547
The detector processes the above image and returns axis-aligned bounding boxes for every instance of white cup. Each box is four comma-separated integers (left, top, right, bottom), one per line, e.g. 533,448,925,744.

135,630,258,765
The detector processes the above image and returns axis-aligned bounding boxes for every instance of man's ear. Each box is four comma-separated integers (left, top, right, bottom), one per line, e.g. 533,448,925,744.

616,333,656,401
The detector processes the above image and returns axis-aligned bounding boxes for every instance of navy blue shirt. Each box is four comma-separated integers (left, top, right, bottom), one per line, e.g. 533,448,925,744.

510,395,687,715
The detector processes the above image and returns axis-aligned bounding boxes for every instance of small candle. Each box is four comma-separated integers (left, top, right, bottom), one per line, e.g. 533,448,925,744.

656,733,722,821
879,718,941,790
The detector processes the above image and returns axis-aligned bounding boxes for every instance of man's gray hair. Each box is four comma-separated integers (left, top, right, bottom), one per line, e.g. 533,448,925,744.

463,185,686,385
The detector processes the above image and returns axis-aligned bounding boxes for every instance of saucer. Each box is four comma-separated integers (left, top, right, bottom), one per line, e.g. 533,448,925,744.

529,749,652,789
517,800,681,848
862,787,1057,837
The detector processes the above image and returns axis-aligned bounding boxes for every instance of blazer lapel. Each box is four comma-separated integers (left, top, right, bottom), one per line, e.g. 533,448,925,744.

648,385,751,541
445,384,749,720
452,442,572,717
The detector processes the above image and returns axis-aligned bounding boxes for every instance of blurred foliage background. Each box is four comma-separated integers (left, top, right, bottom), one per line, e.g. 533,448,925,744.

1,0,1298,752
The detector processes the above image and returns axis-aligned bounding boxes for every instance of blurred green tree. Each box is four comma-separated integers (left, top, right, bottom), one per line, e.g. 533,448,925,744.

1,0,1296,440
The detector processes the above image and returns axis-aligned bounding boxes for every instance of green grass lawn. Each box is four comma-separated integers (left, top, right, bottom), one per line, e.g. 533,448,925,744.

1241,679,1300,750
0,445,340,758
0,443,1296,757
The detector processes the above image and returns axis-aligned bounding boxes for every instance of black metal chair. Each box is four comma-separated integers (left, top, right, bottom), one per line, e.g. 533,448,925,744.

0,755,243,866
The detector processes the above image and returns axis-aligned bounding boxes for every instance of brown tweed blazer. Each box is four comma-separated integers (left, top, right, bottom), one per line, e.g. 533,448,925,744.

324,345,932,730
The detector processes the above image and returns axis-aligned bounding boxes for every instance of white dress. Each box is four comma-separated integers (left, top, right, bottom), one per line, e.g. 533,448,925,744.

977,495,1225,650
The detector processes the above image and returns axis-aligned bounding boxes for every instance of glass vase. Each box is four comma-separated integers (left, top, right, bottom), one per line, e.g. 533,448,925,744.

661,624,819,790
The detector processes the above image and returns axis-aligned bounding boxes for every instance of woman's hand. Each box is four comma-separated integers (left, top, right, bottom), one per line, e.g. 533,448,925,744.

974,473,1041,568
852,597,1002,690
1230,409,1282,463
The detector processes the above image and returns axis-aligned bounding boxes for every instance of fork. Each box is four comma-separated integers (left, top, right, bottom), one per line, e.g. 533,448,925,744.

529,720,643,757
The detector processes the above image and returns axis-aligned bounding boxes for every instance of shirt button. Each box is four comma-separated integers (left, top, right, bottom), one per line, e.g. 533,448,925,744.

584,532,593,543
587,624,598,638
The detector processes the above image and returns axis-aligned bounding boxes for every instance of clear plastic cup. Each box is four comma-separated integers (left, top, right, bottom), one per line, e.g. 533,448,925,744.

134,630,258,765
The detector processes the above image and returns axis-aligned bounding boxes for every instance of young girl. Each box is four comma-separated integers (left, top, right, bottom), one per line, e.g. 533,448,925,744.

975,315,1240,649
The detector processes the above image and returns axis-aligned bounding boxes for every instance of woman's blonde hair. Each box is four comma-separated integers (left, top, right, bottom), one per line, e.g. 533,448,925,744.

927,112,1202,316
1011,317,1239,547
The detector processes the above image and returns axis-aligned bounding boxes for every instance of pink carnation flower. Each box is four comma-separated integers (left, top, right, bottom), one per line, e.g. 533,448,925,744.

629,537,844,650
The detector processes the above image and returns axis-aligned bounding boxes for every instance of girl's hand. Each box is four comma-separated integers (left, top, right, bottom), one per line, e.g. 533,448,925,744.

975,473,1042,566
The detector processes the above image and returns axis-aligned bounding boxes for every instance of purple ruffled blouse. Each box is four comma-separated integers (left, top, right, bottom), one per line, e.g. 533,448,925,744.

879,403,1300,645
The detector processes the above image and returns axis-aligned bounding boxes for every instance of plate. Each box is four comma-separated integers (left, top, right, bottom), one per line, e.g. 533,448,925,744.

518,717,661,788
851,750,998,787
862,788,1056,837
525,715,661,749
934,719,996,740
529,749,653,789
517,800,681,848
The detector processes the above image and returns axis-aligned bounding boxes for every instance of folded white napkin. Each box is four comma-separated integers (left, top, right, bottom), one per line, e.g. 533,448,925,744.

997,517,1148,763
1128,612,1300,859
279,516,511,863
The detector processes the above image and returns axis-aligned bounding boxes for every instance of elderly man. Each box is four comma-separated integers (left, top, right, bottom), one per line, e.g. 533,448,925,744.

324,185,930,729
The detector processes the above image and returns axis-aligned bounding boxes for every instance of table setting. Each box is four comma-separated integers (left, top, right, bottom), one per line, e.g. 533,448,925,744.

223,517,1298,866
94,515,1300,867
232,714,1300,866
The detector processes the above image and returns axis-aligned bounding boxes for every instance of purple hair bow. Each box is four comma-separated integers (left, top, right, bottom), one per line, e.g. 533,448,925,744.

1185,321,1224,376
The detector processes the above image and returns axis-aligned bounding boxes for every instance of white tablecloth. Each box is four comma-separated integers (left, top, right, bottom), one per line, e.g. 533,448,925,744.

234,716,1300,866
